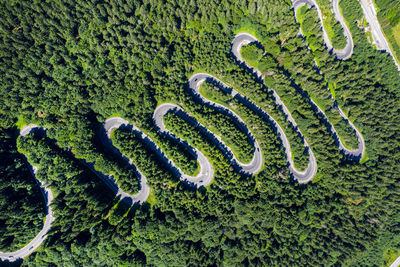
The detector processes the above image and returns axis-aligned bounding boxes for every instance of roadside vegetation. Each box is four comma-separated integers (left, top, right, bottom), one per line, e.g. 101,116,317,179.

112,128,178,187
0,129,45,252
313,0,348,50
374,0,400,66
0,0,399,266
293,6,361,150
144,131,200,176
182,86,255,164
200,81,310,172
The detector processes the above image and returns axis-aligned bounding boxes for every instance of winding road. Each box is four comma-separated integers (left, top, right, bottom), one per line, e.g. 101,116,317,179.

291,0,366,158
188,74,263,174
293,0,399,70
191,72,317,182
358,0,400,70
0,126,55,262
2,21,366,261
232,32,365,160
232,34,317,182
152,104,214,186
106,113,214,188
0,123,152,262
292,0,354,60
101,117,150,204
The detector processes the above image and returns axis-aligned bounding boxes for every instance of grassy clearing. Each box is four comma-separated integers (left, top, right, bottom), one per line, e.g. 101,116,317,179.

392,22,400,46
146,188,156,206
390,22,400,63
14,115,31,130
107,112,125,119
383,248,400,267
360,149,369,164
328,82,336,99
234,26,259,39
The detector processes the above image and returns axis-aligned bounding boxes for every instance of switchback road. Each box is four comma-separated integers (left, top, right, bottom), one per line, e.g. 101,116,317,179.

292,0,354,60
1,28,366,262
232,32,365,173
0,126,55,262
232,34,317,183
188,74,263,174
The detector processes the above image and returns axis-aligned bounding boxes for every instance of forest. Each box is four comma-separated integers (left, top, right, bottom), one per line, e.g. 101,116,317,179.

0,130,45,252
375,0,400,67
0,0,399,265
314,0,347,49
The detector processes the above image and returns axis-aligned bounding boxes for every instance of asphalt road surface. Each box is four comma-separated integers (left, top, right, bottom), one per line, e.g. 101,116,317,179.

292,0,354,60
152,104,214,186
2,21,368,262
102,117,150,204
1,123,152,262
390,255,400,267
188,73,263,174
106,113,214,188
290,0,365,158
232,32,365,159
0,126,55,262
358,0,400,70
232,33,318,183
232,32,366,178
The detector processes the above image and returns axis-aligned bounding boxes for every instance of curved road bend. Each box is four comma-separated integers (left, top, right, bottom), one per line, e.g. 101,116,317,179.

104,116,214,187
0,126,55,262
232,33,317,183
1,123,152,262
232,33,365,160
0,28,362,262
188,73,263,174
292,0,354,60
152,104,215,186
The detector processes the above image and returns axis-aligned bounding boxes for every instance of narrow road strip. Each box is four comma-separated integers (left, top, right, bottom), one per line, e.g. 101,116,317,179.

0,126,55,262
292,0,354,60
232,33,317,183
188,74,263,174
232,33,365,160
358,0,400,70
1,29,367,262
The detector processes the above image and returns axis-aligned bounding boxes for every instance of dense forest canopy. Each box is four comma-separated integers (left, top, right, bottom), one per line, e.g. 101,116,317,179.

0,0,399,265
375,0,400,67
0,130,46,252
375,0,400,26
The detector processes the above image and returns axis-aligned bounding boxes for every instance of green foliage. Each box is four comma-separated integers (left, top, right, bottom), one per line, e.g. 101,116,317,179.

146,132,199,176
112,127,177,187
187,82,255,163
240,44,264,66
375,0,400,26
0,0,399,266
375,0,400,68
314,0,348,50
199,79,309,171
291,5,362,150
17,132,145,266
0,129,45,251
